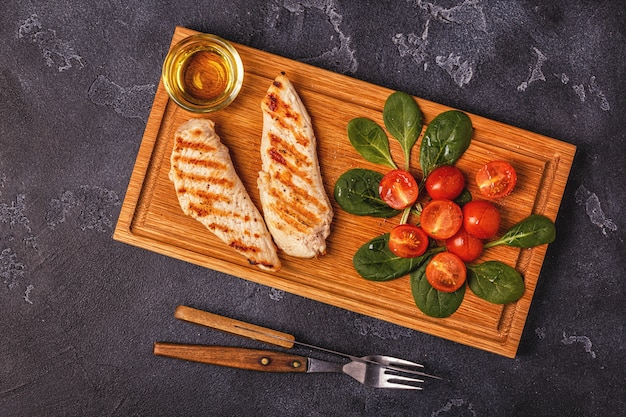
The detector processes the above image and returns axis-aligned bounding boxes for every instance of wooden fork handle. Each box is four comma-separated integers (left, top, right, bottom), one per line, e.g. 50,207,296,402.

174,305,295,349
153,343,307,373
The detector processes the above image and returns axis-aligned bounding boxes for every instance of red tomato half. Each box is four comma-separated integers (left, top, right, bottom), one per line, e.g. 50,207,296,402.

425,165,465,200
379,170,419,210
462,200,501,239
388,224,429,258
425,252,467,292
475,160,517,199
445,227,484,262
420,199,463,240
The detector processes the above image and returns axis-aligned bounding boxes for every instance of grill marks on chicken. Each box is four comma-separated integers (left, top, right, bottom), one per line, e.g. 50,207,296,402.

169,118,281,271
258,73,333,258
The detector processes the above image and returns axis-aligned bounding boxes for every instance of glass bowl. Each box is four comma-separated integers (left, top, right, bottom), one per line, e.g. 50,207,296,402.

162,33,244,113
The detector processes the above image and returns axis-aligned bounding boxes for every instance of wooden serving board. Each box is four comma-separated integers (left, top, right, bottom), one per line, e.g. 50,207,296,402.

114,26,576,358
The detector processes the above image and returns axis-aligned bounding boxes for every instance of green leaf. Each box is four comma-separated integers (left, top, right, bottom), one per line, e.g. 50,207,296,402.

347,118,397,169
467,261,525,304
410,259,465,318
353,234,426,281
454,188,473,206
383,91,422,170
419,110,473,177
484,214,556,249
334,169,401,218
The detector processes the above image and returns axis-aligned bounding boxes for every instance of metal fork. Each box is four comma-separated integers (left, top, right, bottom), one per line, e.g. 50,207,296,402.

153,343,425,390
311,353,425,389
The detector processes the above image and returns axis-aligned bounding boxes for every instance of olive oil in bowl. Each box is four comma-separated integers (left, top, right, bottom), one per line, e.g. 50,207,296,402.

162,34,244,113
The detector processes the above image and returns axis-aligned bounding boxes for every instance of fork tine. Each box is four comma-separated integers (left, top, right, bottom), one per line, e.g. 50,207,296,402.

385,374,424,384
388,384,423,390
362,354,441,381
384,375,424,390
366,355,424,369
384,368,425,389
385,358,424,368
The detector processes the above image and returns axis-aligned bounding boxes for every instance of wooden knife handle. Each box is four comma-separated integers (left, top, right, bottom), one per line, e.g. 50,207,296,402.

174,305,295,349
153,343,307,373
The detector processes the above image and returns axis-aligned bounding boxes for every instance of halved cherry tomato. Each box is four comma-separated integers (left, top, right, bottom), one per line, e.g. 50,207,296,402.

462,200,501,239
388,224,429,258
419,199,463,240
425,165,465,200
445,227,484,262
425,252,467,292
379,169,419,210
475,160,517,199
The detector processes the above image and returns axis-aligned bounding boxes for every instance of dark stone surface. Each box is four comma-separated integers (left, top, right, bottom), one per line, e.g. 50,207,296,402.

1,1,624,416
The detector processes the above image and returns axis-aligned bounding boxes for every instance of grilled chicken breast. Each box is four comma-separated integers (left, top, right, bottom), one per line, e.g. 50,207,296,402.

170,118,281,271
258,73,333,258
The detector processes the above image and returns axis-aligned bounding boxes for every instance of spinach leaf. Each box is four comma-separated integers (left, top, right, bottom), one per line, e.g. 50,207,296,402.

353,234,426,281
454,188,473,206
347,118,397,169
410,259,465,318
334,169,401,217
467,261,525,304
419,110,473,177
383,91,422,170
484,214,556,249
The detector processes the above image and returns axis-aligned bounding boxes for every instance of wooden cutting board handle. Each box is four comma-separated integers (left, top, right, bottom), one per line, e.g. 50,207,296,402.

174,305,295,349
154,343,307,373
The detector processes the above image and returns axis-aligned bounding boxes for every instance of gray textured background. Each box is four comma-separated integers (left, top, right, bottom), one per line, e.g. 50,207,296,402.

1,1,624,416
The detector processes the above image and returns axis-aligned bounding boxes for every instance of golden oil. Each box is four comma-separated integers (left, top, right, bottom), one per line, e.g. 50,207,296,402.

162,34,244,113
